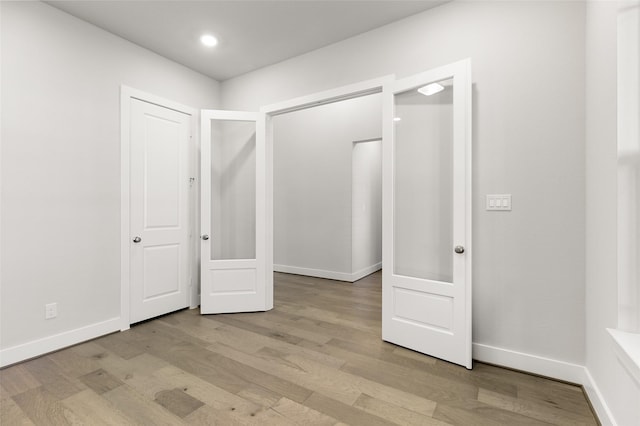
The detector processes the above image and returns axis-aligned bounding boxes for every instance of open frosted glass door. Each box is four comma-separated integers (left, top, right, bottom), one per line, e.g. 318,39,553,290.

200,110,272,314
382,59,472,368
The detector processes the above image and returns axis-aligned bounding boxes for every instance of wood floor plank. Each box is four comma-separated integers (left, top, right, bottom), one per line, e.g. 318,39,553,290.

12,387,82,425
185,403,298,426
432,401,554,426
92,331,147,360
284,347,441,418
21,356,66,385
211,338,442,418
224,310,336,345
78,368,124,395
478,388,598,425
328,338,519,399
155,365,261,415
0,384,11,400
102,383,186,425
296,336,479,405
183,404,240,426
49,344,102,378
353,393,447,426
236,383,283,408
172,313,347,370
271,396,339,425
0,365,40,397
516,382,596,418
118,327,254,395
61,389,135,425
207,341,363,405
303,391,395,426
156,364,302,426
209,314,306,346
95,351,169,382
0,397,35,425
154,388,204,418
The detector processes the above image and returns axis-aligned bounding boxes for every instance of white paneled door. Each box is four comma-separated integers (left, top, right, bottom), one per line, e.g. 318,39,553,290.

129,98,191,324
382,59,473,368
200,110,272,314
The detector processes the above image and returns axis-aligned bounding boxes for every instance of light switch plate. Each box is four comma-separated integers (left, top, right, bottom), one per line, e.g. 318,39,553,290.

486,194,512,211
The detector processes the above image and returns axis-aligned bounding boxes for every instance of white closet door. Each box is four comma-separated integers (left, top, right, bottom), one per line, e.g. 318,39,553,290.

130,98,190,323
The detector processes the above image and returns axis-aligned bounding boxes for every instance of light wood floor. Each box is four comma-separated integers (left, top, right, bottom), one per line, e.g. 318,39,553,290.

1,271,598,425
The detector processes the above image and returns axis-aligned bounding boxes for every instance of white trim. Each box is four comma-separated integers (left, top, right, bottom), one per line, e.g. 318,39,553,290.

0,318,120,368
582,367,618,426
120,86,198,330
261,76,394,116
352,263,383,281
201,109,258,121
608,328,640,386
473,342,585,384
274,263,381,283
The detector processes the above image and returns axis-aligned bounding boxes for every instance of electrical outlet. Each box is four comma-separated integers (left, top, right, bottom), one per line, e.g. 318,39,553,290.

45,303,57,319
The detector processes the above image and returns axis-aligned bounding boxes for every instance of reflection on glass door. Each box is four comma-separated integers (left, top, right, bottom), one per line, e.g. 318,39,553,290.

210,120,257,261
394,78,454,283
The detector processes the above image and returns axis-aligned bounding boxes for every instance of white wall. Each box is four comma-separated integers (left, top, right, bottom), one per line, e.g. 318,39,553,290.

585,2,640,425
222,0,586,367
352,140,382,276
272,95,381,280
0,1,220,362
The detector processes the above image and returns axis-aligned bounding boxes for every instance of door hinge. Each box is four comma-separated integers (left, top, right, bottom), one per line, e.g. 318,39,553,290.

189,177,195,188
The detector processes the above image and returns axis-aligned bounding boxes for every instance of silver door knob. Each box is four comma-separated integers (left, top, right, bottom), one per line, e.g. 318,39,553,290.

454,245,465,254
201,234,209,240
133,236,142,243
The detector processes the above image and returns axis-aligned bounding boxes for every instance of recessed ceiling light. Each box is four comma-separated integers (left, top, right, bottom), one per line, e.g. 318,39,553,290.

417,83,445,96
200,34,218,47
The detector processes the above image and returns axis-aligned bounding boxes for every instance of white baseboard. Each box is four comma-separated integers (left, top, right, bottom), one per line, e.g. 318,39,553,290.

582,367,617,426
473,342,586,383
352,262,383,281
0,317,121,368
274,263,381,283
473,342,615,425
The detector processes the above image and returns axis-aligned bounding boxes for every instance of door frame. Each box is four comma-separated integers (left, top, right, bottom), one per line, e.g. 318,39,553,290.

120,86,199,330
260,76,395,304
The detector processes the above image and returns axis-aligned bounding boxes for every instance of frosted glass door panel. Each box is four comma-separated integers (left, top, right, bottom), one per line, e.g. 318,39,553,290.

210,120,256,260
393,79,454,282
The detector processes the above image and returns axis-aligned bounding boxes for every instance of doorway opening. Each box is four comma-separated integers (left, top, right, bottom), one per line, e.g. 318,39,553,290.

271,93,383,283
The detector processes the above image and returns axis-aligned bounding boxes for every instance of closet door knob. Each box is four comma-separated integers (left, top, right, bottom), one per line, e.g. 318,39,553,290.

133,236,142,243
201,234,209,241
454,245,465,254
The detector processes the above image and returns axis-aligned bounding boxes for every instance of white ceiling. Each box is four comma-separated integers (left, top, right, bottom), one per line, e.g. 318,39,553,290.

46,1,449,81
